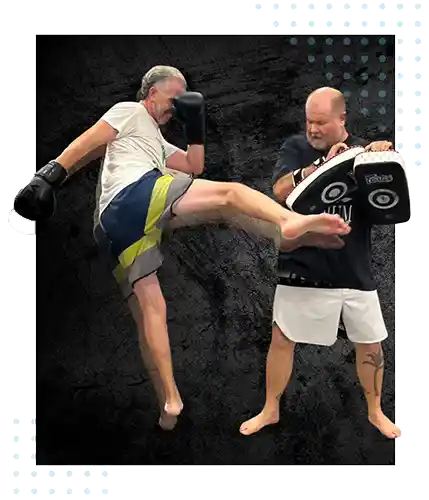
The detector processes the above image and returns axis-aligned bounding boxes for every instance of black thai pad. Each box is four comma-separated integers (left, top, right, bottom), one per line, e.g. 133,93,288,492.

353,150,410,224
286,146,365,214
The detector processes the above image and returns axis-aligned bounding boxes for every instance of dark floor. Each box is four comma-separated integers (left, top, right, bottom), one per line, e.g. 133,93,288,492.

36,35,395,465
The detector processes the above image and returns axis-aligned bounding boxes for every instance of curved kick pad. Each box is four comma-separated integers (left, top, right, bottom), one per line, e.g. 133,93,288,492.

353,150,410,224
286,146,365,214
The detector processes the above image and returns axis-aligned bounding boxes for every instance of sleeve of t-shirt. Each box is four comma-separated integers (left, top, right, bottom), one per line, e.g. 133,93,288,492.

161,136,180,158
100,102,136,138
272,136,302,184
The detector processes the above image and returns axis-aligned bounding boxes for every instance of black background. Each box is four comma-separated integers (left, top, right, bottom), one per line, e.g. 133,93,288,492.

36,35,395,465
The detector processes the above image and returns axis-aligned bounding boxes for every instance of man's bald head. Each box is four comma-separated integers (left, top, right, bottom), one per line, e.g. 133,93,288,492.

305,87,348,151
306,87,346,115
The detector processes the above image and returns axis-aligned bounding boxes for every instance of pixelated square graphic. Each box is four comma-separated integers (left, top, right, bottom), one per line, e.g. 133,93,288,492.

8,416,35,484
248,0,424,224
8,416,112,498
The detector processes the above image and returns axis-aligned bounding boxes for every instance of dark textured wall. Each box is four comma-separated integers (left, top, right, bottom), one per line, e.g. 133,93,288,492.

36,35,395,465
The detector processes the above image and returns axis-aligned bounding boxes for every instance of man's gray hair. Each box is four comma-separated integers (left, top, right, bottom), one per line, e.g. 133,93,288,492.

137,65,187,100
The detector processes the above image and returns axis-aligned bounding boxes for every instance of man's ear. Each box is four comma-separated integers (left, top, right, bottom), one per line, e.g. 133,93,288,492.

147,86,157,100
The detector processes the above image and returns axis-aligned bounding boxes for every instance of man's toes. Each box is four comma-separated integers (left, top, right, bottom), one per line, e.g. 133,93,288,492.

392,427,401,438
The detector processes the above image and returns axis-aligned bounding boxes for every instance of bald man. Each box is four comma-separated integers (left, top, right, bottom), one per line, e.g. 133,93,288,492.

240,88,401,439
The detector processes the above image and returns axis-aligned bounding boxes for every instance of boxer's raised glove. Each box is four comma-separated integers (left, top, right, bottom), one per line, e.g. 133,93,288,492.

172,91,205,145
14,160,67,221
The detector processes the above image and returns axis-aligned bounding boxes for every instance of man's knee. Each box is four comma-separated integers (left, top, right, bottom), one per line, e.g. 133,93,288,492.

354,341,383,353
223,182,242,207
272,322,296,350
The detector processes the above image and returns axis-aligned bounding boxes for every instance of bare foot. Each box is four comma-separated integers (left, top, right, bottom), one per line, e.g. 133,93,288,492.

239,409,279,436
368,411,401,439
158,398,183,431
281,213,351,240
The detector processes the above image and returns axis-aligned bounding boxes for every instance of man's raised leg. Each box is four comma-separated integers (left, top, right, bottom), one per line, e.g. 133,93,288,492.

172,180,351,240
132,273,183,424
240,324,296,436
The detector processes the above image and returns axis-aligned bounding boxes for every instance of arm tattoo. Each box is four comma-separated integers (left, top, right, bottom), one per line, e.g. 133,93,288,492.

362,350,385,397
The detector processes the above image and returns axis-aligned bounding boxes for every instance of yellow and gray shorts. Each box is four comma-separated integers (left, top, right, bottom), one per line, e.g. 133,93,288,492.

94,169,194,299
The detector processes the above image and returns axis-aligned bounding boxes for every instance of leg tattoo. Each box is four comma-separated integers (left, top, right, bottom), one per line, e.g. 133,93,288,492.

362,350,385,396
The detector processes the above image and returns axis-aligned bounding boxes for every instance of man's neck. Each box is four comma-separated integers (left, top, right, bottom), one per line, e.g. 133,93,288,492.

339,129,349,143
141,100,159,127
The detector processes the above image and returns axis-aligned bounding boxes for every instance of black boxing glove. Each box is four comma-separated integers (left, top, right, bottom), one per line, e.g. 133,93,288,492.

14,160,68,221
172,91,205,145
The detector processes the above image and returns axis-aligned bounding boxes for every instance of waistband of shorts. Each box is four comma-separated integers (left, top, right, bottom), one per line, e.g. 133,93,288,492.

277,272,337,289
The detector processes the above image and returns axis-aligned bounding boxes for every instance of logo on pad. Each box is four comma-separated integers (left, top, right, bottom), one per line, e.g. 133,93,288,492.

364,174,394,185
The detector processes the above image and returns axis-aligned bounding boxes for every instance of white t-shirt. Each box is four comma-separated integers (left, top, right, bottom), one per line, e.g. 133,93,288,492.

95,101,179,221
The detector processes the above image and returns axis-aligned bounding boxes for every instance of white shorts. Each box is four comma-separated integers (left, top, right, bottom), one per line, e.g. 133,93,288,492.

272,285,388,346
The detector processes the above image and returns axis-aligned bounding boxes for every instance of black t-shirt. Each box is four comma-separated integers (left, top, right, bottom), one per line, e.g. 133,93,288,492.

273,133,376,291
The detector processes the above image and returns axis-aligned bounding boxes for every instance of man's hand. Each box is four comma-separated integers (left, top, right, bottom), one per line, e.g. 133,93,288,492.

14,161,68,221
364,141,393,152
326,142,349,160
173,92,205,145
